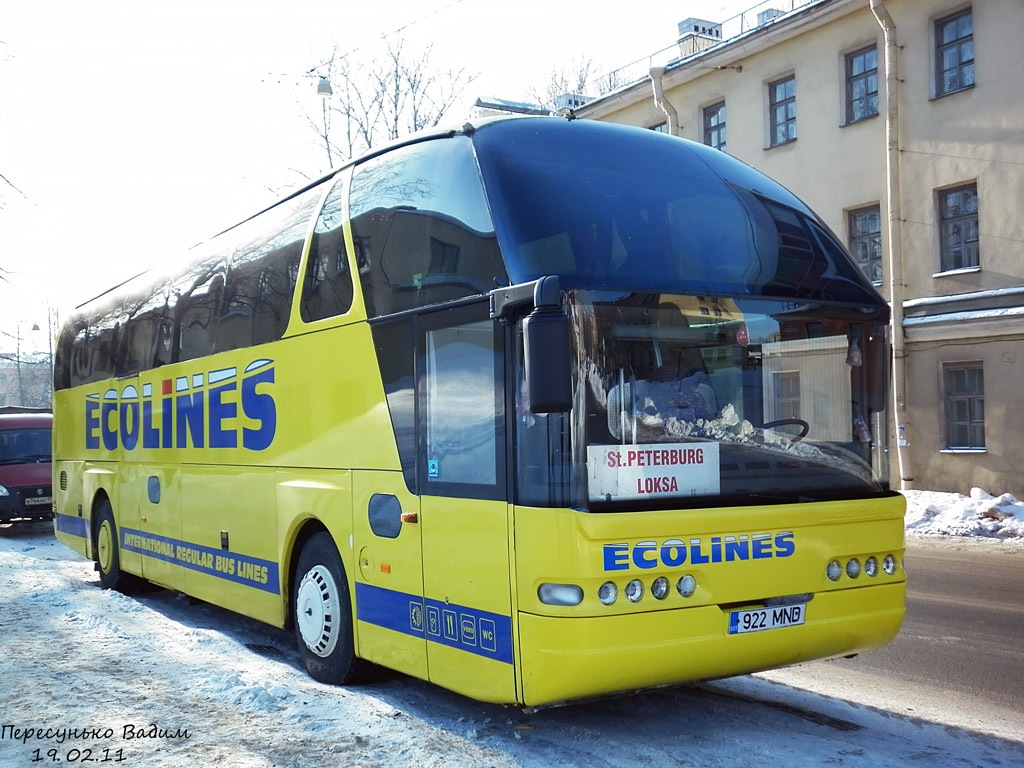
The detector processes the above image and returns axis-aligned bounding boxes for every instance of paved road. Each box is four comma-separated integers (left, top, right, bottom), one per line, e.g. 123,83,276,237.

861,537,1024,712
763,536,1024,739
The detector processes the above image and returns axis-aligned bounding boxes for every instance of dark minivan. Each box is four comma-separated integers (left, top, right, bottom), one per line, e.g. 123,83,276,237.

0,411,53,525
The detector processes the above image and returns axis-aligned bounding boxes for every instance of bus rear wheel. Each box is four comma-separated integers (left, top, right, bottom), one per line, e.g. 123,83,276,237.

293,532,366,685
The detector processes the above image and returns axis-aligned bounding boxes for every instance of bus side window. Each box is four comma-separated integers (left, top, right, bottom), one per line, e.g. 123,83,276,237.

220,181,325,348
301,174,353,322
82,314,120,384
349,136,507,319
119,313,158,375
177,267,224,363
371,318,416,493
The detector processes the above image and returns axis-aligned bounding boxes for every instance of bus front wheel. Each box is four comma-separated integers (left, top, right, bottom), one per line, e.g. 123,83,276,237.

293,532,366,685
94,500,131,592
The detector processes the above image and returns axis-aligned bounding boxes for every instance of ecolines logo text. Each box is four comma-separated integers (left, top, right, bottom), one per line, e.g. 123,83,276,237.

84,360,276,452
603,532,795,571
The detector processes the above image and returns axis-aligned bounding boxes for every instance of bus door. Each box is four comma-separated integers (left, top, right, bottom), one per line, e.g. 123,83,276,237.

133,464,183,589
351,471,426,681
417,307,516,704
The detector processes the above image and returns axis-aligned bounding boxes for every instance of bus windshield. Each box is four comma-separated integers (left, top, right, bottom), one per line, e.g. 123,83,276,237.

516,291,890,510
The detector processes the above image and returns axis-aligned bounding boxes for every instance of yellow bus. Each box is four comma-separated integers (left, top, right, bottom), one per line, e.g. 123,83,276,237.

53,116,905,707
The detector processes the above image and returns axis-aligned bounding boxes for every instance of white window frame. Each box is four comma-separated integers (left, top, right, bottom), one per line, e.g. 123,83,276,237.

766,74,797,148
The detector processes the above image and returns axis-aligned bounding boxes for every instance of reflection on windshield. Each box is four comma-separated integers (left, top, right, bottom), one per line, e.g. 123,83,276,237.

513,291,889,509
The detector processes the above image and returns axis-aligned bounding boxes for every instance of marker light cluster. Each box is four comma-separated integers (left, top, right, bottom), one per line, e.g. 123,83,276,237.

827,554,899,582
537,575,700,607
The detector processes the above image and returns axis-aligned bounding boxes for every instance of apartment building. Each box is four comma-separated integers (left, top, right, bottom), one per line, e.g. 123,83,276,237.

575,0,1024,496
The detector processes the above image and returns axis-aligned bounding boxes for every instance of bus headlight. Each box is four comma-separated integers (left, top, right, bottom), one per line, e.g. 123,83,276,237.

625,579,644,603
0,485,8,496
676,574,697,598
846,558,861,579
598,581,618,605
826,560,842,581
538,583,584,606
864,556,878,577
651,576,670,600
882,554,898,575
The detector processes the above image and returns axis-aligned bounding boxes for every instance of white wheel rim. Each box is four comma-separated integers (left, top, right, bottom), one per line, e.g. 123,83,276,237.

97,521,114,574
296,564,340,657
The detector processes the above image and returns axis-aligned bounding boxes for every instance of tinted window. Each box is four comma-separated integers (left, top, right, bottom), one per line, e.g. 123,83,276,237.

216,183,324,350
176,258,226,363
349,136,506,317
56,180,330,389
301,174,354,322
372,319,416,491
473,119,883,307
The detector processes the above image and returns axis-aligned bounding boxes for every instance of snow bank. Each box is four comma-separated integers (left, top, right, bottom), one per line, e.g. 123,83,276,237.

902,487,1024,541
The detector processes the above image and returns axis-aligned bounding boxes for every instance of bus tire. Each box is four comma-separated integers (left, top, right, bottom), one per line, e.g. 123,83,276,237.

94,499,132,593
293,532,366,685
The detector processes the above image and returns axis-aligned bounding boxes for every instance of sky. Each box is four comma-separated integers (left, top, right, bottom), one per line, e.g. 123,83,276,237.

1,489,1022,767
0,0,758,346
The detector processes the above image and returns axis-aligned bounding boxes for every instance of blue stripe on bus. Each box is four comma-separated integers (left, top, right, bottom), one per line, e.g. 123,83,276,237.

355,582,514,665
120,527,280,594
55,513,88,539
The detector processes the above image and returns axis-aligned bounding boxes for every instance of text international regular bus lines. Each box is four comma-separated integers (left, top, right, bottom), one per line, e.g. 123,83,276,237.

53,117,905,707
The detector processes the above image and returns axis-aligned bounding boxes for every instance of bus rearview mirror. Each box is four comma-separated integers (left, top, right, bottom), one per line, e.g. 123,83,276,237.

523,277,572,414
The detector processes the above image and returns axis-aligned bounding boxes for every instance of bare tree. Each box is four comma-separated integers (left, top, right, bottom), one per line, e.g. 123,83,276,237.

0,308,58,409
529,55,596,112
304,37,476,168
528,55,630,114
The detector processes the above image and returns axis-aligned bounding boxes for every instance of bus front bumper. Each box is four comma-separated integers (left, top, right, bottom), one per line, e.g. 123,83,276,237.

516,582,905,708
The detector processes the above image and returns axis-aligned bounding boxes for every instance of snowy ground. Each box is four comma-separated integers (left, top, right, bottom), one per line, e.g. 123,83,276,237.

1,491,1022,768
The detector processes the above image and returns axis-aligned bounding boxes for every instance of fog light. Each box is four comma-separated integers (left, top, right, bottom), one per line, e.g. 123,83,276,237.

846,558,861,579
625,579,644,602
598,581,618,605
882,554,898,575
676,574,697,598
864,556,878,577
538,583,584,606
652,576,670,600
826,560,842,581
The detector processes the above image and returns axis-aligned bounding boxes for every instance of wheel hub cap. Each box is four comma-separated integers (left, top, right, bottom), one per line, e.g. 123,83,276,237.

296,565,340,657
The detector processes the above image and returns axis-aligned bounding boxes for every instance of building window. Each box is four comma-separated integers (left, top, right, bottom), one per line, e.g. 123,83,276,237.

650,122,668,133
703,102,726,150
943,363,985,450
938,184,979,272
769,76,796,146
936,9,974,96
849,206,883,283
845,46,878,123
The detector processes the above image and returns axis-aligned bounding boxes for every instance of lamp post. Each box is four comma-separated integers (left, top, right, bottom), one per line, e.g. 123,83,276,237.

316,75,334,168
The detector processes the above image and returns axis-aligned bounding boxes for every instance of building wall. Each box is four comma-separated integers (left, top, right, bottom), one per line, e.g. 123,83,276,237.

578,0,1024,496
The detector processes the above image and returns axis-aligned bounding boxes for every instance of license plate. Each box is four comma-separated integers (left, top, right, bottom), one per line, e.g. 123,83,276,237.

24,496,52,506
729,604,806,634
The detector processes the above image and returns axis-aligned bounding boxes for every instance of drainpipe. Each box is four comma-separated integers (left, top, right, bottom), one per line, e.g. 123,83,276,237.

649,67,680,136
871,0,912,489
